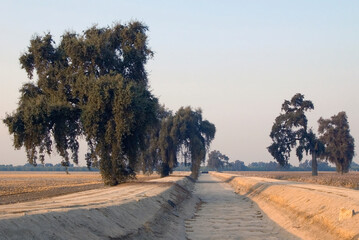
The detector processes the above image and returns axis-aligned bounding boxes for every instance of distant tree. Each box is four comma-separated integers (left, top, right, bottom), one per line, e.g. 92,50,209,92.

207,150,229,171
158,107,216,178
298,159,335,171
246,161,287,171
318,112,355,174
350,162,359,171
298,159,314,171
173,162,191,171
232,160,247,171
268,93,324,176
3,22,158,185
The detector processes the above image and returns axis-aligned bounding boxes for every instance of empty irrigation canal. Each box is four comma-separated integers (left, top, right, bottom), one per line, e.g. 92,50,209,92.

185,174,298,240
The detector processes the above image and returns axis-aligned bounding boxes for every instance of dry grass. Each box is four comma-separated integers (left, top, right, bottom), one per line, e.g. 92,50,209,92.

0,171,160,204
225,171,359,190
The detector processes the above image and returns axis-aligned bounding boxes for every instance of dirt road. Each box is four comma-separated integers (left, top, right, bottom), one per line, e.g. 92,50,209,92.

185,174,299,240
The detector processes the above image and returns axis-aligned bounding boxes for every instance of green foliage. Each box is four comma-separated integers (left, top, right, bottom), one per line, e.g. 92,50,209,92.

268,93,324,176
297,160,335,171
268,93,313,165
318,112,355,173
231,160,247,171
3,22,157,185
207,150,229,170
82,75,158,184
158,107,216,178
137,105,172,174
246,161,291,171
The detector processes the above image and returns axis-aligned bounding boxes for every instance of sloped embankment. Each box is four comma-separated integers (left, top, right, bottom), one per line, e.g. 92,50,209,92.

0,175,195,240
210,172,359,240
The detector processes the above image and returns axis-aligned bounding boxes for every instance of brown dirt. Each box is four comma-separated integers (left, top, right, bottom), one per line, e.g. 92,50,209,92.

185,174,298,239
0,171,160,205
212,172,359,240
225,171,359,189
0,175,194,240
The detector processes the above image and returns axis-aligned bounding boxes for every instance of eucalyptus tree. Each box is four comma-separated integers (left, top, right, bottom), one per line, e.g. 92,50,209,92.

318,112,355,173
158,107,216,178
3,22,158,185
268,93,324,176
207,150,229,171
138,105,172,174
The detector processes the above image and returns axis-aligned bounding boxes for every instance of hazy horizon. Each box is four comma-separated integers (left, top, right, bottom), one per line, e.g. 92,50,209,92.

1,1,358,167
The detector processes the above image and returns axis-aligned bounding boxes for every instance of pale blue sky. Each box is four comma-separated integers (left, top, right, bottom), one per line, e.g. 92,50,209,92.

1,1,358,166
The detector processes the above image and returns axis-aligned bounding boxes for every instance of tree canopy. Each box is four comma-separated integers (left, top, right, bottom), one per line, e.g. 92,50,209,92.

3,22,158,185
3,21,218,184
137,105,171,175
207,150,229,170
158,107,216,178
268,93,324,176
318,112,355,173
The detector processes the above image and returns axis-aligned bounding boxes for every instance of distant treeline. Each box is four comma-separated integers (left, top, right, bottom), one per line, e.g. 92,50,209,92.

2,161,358,172
0,163,99,172
175,160,359,172
204,149,359,172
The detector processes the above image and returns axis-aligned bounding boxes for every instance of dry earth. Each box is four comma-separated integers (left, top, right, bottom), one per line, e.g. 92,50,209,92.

225,171,359,189
1,171,359,239
212,172,359,240
0,173,194,240
0,171,160,204
185,174,298,239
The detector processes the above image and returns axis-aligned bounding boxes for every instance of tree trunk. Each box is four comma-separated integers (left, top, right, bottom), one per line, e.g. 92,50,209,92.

160,162,170,177
312,153,318,176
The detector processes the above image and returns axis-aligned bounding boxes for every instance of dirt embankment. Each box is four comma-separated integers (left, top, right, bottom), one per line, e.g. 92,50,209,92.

0,174,196,240
224,171,359,190
210,172,359,240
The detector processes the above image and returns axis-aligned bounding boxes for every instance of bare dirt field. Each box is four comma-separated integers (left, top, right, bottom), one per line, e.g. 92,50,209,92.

225,171,359,189
0,171,160,205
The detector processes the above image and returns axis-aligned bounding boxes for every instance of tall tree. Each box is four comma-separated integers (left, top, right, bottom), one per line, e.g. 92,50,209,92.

318,112,355,173
3,22,158,185
268,93,324,176
207,150,229,171
138,105,172,174
158,114,177,177
158,107,216,178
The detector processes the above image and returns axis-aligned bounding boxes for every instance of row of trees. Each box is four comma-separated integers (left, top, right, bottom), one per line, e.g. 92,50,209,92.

206,157,341,172
206,150,343,171
138,106,215,179
0,163,95,172
268,94,355,175
3,22,215,185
